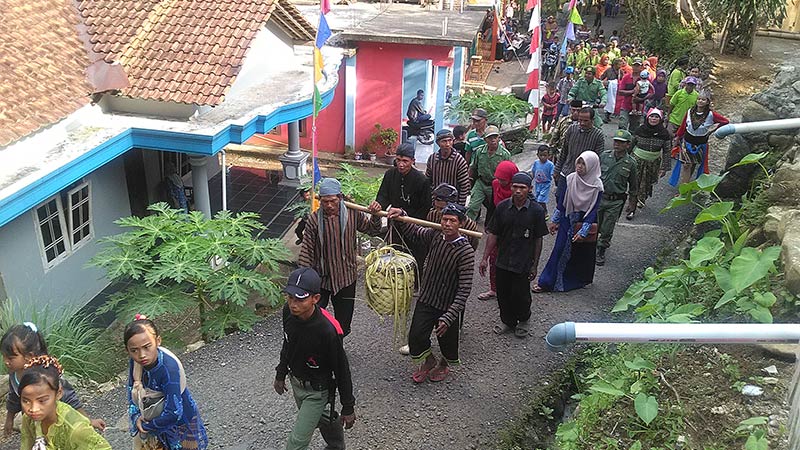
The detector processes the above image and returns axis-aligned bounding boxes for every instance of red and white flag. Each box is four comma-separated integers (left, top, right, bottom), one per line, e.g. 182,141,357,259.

525,0,541,130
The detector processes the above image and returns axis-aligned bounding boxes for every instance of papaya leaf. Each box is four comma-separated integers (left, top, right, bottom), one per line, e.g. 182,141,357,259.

695,202,734,224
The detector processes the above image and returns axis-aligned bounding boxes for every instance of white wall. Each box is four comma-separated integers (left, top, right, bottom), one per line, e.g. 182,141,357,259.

226,21,297,99
0,157,131,312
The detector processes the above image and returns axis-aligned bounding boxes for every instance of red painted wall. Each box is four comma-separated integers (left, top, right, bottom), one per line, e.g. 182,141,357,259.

247,64,346,153
354,42,452,156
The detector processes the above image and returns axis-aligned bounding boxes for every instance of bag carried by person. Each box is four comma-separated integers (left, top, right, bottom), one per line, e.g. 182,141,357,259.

131,347,187,450
572,222,598,242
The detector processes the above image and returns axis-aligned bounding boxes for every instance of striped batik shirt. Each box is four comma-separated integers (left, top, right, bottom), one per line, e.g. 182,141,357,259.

298,208,381,294
555,122,606,177
426,208,480,250
425,150,471,205
395,221,474,327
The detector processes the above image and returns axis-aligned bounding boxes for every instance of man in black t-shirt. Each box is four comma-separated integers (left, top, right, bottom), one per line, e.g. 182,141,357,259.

480,172,548,338
274,267,356,450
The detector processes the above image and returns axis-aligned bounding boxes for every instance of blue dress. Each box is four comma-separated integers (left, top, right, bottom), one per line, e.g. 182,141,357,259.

537,180,601,292
127,348,208,450
532,159,554,203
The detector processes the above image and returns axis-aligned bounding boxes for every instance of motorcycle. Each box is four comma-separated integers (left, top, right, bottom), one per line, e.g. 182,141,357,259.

503,33,531,62
404,119,435,145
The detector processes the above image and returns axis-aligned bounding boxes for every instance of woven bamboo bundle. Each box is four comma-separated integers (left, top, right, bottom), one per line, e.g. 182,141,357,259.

364,246,416,344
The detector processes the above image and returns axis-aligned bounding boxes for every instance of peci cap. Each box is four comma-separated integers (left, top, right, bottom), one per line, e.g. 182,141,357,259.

471,108,488,120
436,129,454,142
441,203,467,221
484,125,500,138
613,129,632,141
433,183,458,202
511,171,533,186
395,142,415,159
284,267,321,299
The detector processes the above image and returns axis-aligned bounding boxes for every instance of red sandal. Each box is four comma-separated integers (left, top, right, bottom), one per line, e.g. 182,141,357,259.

428,365,450,382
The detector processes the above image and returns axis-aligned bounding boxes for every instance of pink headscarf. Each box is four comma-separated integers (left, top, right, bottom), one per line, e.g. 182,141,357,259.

565,151,603,215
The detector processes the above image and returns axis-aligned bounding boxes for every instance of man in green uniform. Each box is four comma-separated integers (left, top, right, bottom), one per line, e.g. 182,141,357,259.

596,129,638,266
467,125,511,221
464,108,488,164
568,67,606,128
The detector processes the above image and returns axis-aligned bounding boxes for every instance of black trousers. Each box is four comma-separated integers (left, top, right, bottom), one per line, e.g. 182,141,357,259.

408,302,460,364
495,267,533,328
318,282,356,337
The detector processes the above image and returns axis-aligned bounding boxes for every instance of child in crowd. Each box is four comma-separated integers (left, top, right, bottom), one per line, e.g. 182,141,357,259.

18,355,111,449
632,70,653,115
125,315,208,450
2,323,105,438
541,82,560,134
452,125,469,160
532,145,554,215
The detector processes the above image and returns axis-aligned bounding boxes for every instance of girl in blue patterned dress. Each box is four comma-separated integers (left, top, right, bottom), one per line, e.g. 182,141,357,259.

125,315,208,450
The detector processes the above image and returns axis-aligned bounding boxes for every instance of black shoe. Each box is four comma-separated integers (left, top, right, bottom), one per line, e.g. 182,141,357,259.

596,248,606,266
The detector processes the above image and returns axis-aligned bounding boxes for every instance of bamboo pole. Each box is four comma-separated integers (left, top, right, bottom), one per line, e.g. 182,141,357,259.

343,201,484,239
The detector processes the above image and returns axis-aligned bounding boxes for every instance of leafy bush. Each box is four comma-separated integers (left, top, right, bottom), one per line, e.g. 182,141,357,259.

91,203,290,340
0,299,122,382
290,163,383,219
445,92,533,129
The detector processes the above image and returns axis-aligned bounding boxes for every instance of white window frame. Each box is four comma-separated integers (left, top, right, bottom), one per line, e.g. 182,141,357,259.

33,196,70,271
67,181,93,250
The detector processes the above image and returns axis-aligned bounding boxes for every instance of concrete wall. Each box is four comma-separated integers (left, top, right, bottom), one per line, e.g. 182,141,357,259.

353,42,452,156
0,156,131,312
781,0,800,33
226,21,296,99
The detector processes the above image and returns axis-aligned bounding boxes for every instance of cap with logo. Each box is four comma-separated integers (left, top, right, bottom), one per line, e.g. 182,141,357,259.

284,267,321,299
470,108,488,120
612,129,632,142
484,125,500,138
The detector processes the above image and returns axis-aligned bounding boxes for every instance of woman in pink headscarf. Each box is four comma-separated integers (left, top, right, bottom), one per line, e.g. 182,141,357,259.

534,151,603,292
477,160,519,301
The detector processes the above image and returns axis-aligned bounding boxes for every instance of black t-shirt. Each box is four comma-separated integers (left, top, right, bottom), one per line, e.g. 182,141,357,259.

487,197,549,274
453,141,467,160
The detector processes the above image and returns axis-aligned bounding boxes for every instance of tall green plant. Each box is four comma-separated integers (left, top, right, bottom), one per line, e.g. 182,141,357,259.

445,92,533,129
90,203,290,340
289,163,383,218
703,0,786,56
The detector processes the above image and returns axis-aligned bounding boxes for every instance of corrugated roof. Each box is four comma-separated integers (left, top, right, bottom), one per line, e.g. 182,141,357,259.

78,0,316,106
0,1,93,147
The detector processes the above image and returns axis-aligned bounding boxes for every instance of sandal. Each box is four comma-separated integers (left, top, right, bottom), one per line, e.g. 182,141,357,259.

531,284,547,293
626,211,635,220
412,361,435,383
428,365,450,382
515,322,530,338
493,324,514,335
477,291,496,301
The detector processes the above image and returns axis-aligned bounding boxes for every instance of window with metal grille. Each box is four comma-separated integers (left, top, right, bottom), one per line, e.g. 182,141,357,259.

35,197,69,267
67,182,92,248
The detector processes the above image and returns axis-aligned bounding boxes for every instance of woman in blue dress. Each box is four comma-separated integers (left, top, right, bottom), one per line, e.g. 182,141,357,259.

534,151,603,292
125,315,208,450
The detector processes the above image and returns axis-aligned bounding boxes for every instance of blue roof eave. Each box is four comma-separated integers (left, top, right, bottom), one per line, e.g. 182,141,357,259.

0,82,336,228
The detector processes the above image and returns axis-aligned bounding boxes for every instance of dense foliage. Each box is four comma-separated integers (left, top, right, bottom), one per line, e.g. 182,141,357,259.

446,92,533,129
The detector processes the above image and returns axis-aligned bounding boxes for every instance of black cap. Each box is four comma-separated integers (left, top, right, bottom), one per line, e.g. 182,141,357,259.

433,183,458,202
441,203,467,221
436,129,454,142
570,99,584,108
395,142,415,159
284,267,321,299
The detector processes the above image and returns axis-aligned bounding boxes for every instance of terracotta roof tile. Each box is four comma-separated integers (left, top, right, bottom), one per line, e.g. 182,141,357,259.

0,0,93,147
77,0,316,106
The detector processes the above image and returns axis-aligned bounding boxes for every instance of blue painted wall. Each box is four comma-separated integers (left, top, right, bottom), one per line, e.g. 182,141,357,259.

0,157,131,312
401,59,432,119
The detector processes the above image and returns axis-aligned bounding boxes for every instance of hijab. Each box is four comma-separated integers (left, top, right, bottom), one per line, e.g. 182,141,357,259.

634,107,671,141
652,69,668,100
565,151,603,215
492,160,519,206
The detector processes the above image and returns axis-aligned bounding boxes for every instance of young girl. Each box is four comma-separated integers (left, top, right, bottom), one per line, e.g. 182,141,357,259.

125,315,208,450
631,70,653,115
18,355,111,449
2,323,105,438
532,145,555,215
670,90,729,187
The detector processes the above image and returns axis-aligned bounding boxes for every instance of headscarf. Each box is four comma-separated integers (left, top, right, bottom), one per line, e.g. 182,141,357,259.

492,160,519,206
647,56,658,71
652,69,668,100
565,151,603,215
634,108,671,141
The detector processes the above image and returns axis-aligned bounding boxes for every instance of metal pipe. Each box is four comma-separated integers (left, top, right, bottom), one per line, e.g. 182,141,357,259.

714,117,800,138
545,322,800,352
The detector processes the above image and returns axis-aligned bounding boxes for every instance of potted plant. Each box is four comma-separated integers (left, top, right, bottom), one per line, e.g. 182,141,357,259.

365,123,399,157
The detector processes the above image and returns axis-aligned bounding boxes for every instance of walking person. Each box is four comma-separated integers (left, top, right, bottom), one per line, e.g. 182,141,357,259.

600,58,622,123
300,178,382,337
616,58,644,131
556,67,576,118
554,107,605,186
666,76,699,135
596,130,638,266
481,172,548,337
534,151,603,292
467,125,511,221
386,204,475,383
670,90,729,187
541,81,561,134
464,108,489,165
532,145,555,215
568,67,607,128
476,160,519,302
427,183,480,250
275,267,356,450
626,108,672,220
125,316,208,450
426,129,471,206
666,55,689,107
549,99,584,159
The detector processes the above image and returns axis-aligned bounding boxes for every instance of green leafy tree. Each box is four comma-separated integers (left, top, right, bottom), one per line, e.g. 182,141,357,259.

91,203,290,340
445,92,533,129
703,0,786,56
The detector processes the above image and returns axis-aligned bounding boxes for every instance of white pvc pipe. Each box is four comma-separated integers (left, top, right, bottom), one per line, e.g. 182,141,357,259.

545,322,800,351
714,117,800,138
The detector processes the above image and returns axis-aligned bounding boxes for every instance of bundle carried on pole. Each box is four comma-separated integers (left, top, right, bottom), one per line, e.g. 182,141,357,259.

364,246,416,345
342,201,483,239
